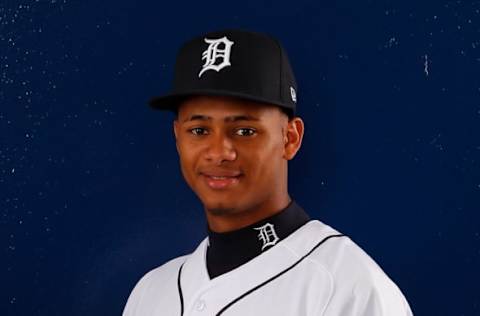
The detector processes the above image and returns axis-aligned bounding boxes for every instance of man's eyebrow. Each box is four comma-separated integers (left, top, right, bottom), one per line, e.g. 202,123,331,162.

182,114,260,123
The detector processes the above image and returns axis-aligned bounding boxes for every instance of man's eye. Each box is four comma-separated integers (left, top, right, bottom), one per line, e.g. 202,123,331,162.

188,127,256,136
189,127,207,136
236,128,256,136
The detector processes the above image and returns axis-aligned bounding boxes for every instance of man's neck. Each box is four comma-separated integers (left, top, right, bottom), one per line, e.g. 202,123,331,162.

205,199,311,279
205,195,292,233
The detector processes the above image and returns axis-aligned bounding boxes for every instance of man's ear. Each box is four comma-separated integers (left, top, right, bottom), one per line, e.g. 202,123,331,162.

173,119,178,140
173,120,180,153
283,117,304,161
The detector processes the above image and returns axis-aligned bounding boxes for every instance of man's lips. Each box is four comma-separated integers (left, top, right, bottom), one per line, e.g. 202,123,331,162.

200,172,242,189
200,170,242,177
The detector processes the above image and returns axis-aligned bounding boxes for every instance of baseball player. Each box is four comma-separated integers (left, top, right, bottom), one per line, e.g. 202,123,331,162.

123,29,414,315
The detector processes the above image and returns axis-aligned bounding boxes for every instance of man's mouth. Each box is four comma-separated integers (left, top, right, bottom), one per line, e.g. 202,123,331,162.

201,173,242,189
207,175,236,179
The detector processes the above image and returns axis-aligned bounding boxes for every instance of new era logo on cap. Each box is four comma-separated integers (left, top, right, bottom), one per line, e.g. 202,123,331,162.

290,86,297,103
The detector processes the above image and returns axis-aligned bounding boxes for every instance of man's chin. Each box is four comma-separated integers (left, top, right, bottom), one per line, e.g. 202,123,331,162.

201,197,239,216
206,206,237,217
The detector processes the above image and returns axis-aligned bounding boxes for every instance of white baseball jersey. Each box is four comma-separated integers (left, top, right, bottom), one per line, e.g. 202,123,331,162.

123,219,413,315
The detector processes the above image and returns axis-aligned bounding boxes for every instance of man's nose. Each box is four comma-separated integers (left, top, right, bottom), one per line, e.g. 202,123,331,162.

204,134,237,163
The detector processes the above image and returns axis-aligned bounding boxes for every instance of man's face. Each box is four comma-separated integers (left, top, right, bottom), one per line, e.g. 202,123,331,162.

173,95,299,216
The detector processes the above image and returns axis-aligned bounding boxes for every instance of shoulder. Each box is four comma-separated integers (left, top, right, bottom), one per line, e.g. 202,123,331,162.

298,220,413,315
298,220,395,283
122,254,188,316
135,254,188,289
307,223,386,282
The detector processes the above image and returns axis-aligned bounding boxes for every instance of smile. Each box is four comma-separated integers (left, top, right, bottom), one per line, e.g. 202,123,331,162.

202,174,241,189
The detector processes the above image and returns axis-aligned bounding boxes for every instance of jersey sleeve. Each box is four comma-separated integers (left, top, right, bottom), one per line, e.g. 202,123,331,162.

315,236,414,316
320,266,414,316
122,255,188,316
322,279,413,315
122,269,155,316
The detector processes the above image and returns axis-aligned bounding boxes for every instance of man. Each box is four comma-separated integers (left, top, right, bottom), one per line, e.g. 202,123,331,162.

123,29,413,315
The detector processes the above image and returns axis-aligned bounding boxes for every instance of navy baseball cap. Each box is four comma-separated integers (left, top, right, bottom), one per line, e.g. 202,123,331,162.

148,29,298,118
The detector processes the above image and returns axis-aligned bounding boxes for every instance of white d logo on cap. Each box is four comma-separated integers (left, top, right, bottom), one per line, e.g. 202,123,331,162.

199,36,234,78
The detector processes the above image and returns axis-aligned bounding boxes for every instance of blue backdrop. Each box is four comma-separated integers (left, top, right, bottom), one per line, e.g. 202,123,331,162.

1,0,479,315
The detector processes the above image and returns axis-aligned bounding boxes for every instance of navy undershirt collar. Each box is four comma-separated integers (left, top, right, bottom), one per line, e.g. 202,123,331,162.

206,199,311,280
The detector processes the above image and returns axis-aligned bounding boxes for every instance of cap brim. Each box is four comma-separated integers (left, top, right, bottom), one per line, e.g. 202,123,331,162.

148,89,293,114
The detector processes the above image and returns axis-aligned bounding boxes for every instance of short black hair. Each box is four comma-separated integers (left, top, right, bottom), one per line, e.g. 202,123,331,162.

172,97,294,121
173,106,293,121
280,107,294,121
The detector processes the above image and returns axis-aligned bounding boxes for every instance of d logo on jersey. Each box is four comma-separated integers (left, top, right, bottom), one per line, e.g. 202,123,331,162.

198,36,234,78
254,223,280,251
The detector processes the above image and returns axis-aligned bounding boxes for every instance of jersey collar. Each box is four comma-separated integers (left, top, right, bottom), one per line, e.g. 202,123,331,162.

205,199,311,279
179,219,342,315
